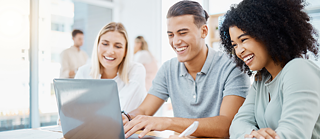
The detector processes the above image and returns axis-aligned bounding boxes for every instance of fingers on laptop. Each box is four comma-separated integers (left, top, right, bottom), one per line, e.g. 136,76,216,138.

138,125,153,138
124,119,146,138
124,115,153,138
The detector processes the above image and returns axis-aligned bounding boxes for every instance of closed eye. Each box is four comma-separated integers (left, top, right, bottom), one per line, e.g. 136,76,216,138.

232,44,237,48
180,32,187,35
241,38,248,42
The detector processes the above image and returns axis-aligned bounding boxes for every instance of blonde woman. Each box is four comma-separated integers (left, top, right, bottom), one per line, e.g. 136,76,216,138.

133,36,158,91
75,22,147,112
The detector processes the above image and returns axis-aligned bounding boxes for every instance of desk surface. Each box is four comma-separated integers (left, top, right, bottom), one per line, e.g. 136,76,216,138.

0,126,224,139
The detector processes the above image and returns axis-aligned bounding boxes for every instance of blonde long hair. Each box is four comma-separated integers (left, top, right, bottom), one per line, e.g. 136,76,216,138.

90,22,131,84
135,36,149,51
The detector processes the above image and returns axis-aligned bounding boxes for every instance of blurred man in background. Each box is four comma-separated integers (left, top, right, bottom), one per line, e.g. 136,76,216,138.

60,29,88,78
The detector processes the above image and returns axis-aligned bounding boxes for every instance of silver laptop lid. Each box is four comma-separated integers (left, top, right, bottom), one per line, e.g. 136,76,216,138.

53,79,125,139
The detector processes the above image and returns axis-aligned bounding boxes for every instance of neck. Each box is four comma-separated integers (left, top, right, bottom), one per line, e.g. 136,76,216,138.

265,61,283,81
74,45,80,51
134,49,140,54
184,44,208,74
101,67,118,79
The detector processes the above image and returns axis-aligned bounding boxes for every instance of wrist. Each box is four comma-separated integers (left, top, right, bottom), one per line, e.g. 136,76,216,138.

165,117,174,130
121,111,132,121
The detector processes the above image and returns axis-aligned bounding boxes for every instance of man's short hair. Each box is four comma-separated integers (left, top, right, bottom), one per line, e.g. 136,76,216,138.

167,0,209,28
72,29,83,38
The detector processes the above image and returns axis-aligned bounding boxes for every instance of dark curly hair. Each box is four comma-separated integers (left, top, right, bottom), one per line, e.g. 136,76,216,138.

220,0,319,79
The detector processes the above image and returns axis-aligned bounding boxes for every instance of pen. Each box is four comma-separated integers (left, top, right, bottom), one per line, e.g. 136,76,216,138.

178,121,199,137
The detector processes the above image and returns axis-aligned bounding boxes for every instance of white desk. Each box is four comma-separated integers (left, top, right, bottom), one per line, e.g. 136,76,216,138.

0,126,223,139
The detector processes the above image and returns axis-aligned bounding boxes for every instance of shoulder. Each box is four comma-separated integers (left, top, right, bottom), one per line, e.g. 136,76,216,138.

284,58,318,70
128,62,146,74
212,51,238,73
78,64,91,74
164,57,179,67
282,58,320,76
280,58,320,82
216,51,234,66
75,64,92,79
130,62,145,69
134,50,152,62
80,49,88,56
60,48,71,56
138,50,150,56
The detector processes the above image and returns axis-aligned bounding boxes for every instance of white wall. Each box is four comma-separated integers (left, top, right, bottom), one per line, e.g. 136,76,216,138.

116,0,162,65
73,2,113,57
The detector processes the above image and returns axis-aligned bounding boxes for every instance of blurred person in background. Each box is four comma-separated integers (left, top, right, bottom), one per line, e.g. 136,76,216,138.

60,29,88,78
75,22,147,112
133,36,158,91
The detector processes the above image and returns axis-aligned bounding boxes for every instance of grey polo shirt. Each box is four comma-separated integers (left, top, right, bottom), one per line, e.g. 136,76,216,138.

149,46,250,118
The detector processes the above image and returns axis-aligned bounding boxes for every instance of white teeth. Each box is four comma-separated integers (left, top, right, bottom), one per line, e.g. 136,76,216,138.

176,47,187,52
104,56,115,60
244,54,254,62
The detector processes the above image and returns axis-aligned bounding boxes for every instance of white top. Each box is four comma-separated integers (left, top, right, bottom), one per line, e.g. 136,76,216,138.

133,50,158,91
60,46,88,78
74,62,148,112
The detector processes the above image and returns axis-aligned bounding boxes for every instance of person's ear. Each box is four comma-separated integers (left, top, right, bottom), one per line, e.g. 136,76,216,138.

201,24,208,39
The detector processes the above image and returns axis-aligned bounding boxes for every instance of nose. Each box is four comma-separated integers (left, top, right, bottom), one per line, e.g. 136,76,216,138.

173,36,181,47
235,45,245,57
106,46,115,55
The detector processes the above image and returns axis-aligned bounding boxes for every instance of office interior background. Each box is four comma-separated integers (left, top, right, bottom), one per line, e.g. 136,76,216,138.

0,0,319,132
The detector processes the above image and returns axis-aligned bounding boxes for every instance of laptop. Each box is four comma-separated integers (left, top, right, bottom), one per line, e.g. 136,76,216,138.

53,79,161,139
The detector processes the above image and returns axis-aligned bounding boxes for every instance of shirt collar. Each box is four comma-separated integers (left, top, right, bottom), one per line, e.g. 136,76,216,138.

71,45,80,52
179,45,214,77
179,62,188,77
200,45,214,74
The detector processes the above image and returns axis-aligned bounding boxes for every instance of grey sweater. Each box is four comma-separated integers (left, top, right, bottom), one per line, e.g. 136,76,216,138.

230,58,320,139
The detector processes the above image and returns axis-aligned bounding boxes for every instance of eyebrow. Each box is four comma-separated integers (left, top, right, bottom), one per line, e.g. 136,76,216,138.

101,40,123,45
237,33,248,39
177,28,189,32
167,28,189,34
231,33,249,43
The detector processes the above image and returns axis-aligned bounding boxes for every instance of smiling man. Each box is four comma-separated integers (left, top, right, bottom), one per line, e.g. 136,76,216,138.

122,1,250,138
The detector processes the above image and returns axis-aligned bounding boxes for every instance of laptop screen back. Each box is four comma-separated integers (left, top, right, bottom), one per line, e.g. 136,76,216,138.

53,79,125,139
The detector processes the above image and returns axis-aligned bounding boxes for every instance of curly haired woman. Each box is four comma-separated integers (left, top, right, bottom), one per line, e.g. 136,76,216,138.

220,0,320,138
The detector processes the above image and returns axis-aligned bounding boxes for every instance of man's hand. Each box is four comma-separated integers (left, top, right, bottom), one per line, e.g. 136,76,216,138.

124,115,171,138
122,114,129,125
245,128,280,139
69,70,75,77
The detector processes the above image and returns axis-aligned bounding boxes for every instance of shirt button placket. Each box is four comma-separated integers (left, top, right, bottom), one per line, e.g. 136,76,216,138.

193,81,196,101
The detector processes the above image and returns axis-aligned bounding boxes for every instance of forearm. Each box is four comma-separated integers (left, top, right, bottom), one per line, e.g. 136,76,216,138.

128,94,165,119
128,108,145,119
128,106,155,119
168,115,232,138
